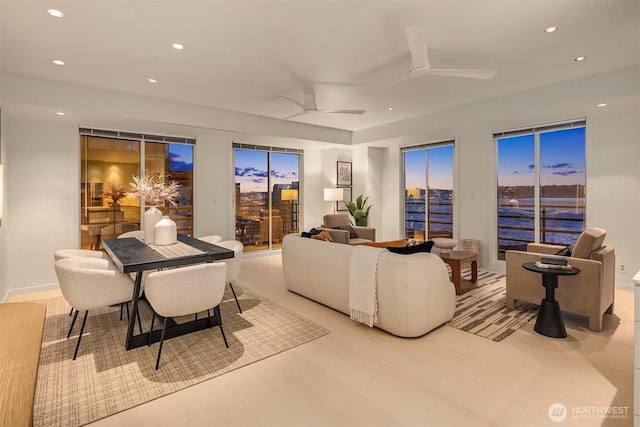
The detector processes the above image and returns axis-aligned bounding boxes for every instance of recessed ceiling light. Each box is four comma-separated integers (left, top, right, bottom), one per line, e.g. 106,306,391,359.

148,78,158,83
387,107,393,111
56,112,66,116
544,26,558,33
597,103,607,107
48,9,64,18
172,43,185,50
574,56,586,62
52,59,65,65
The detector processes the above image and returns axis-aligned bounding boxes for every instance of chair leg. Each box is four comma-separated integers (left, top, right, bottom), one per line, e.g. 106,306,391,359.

69,307,74,317
229,283,242,313
214,305,229,348
73,311,89,361
148,312,156,346
120,303,124,320
155,317,168,370
68,310,79,338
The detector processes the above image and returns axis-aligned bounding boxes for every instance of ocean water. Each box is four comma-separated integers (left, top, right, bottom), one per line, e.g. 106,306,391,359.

405,197,584,245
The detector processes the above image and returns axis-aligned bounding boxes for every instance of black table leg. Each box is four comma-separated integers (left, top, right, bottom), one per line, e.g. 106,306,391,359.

534,273,567,338
125,272,143,350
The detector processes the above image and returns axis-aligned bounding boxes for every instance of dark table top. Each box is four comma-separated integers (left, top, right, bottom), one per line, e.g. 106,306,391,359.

102,233,234,274
522,261,580,276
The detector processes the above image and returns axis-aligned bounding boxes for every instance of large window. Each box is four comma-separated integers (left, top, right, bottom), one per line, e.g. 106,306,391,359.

233,143,301,252
495,120,586,260
80,129,194,250
402,142,454,241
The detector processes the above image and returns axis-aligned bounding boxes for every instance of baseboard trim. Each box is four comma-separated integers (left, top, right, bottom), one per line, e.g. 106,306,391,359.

3,283,60,303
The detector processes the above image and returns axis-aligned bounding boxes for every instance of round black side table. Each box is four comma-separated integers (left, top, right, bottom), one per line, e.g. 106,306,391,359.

522,262,581,338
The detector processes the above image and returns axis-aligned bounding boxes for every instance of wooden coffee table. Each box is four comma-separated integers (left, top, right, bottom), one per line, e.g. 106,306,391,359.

438,250,478,295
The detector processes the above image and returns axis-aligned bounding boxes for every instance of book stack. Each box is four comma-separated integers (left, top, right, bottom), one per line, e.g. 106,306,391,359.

535,256,573,270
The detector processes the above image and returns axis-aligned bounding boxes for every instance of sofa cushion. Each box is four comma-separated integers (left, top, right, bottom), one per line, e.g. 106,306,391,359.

332,224,357,239
311,230,334,242
387,240,434,255
572,227,606,259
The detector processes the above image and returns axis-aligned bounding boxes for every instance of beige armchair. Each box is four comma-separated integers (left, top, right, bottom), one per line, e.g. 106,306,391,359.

321,213,376,245
505,227,615,332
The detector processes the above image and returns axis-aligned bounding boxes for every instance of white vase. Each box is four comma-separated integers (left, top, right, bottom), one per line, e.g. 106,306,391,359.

143,206,163,243
154,216,177,245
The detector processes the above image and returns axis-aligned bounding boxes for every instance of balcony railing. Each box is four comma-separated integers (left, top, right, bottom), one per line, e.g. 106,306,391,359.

405,197,453,240
498,202,584,260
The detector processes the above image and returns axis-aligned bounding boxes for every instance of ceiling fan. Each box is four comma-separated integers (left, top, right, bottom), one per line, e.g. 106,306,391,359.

281,92,365,119
365,26,498,94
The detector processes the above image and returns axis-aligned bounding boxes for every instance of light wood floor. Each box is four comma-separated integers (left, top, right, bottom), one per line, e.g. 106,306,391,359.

13,254,634,426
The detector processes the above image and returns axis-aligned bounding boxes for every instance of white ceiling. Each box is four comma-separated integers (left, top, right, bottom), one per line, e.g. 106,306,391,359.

1,0,638,132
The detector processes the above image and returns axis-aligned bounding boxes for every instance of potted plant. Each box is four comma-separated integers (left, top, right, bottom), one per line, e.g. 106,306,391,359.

345,194,372,226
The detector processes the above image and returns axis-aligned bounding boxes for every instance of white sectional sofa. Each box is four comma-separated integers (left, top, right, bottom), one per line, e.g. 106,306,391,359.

282,234,456,337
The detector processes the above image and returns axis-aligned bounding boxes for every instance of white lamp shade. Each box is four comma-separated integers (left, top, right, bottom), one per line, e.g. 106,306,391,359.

324,188,344,202
281,189,298,201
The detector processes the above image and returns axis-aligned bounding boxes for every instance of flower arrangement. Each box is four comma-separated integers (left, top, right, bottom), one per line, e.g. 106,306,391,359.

130,170,181,208
102,182,126,205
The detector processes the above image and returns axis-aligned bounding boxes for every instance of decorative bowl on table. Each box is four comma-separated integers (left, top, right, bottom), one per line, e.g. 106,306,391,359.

432,238,457,253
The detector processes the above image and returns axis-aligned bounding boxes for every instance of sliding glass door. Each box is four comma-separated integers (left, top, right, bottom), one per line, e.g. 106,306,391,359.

495,121,586,260
234,144,301,252
403,142,454,241
79,130,195,250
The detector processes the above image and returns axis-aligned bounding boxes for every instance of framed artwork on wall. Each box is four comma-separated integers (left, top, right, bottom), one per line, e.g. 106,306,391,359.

337,161,352,186
337,187,351,212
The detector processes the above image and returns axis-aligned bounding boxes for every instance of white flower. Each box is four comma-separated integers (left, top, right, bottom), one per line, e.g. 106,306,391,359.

130,170,181,207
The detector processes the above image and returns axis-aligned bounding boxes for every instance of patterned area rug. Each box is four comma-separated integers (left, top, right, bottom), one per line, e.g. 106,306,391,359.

31,283,329,426
446,270,539,342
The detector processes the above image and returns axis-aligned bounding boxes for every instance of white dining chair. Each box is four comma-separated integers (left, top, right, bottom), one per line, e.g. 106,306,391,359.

53,249,116,316
197,234,223,244
145,263,229,370
214,240,244,313
54,256,136,360
118,230,145,239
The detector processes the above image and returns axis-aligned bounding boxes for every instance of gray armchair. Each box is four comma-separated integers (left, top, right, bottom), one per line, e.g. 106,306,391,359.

321,213,375,245
505,227,615,332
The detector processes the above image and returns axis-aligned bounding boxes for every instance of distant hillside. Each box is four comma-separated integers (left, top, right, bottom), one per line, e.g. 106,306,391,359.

498,185,585,199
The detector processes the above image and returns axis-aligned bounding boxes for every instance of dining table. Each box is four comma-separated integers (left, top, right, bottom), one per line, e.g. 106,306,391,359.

102,234,235,350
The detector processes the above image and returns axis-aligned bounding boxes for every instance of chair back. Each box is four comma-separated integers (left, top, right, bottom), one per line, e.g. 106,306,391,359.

214,240,243,282
118,230,144,239
198,234,223,244
144,263,227,318
572,227,607,259
54,257,134,311
323,213,350,228
54,248,110,261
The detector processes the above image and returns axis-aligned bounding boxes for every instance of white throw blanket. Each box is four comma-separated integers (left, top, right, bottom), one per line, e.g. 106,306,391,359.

348,245,384,327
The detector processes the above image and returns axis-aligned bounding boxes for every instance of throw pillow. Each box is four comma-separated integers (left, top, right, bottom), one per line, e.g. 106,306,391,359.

555,244,574,257
311,230,334,242
301,228,322,238
387,240,434,254
332,224,358,239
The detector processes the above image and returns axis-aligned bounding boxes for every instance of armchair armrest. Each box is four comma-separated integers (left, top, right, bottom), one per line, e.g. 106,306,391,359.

354,226,375,241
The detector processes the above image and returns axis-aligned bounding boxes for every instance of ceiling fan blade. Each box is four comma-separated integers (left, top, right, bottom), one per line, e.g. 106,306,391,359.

429,68,498,79
280,95,305,109
361,72,411,96
405,26,429,70
283,111,305,120
318,109,366,115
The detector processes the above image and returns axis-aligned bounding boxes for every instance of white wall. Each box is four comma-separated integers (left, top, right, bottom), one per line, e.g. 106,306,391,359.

0,66,638,299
